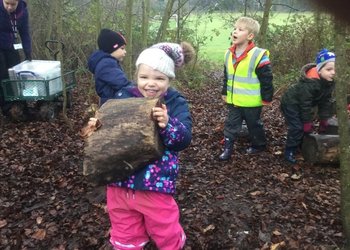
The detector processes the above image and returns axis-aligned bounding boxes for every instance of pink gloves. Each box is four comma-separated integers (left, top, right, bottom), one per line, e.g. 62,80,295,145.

318,120,328,133
303,122,313,133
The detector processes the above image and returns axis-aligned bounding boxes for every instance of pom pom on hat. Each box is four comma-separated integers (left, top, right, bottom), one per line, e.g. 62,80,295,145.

136,42,195,78
97,29,126,54
151,43,185,68
316,48,335,72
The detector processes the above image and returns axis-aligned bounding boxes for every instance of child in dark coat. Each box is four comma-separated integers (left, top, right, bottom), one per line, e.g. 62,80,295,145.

280,49,336,164
88,28,133,106
106,42,195,250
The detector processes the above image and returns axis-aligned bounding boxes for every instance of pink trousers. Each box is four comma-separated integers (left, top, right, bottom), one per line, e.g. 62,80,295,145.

107,186,186,250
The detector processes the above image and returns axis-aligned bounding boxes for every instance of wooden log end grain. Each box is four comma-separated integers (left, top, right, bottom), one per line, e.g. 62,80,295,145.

301,134,339,165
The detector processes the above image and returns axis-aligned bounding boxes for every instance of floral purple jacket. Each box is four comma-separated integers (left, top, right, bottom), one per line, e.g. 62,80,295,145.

110,86,192,195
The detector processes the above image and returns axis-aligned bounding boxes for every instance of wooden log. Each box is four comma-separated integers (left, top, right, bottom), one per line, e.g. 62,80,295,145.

83,98,164,186
301,134,339,164
324,117,350,135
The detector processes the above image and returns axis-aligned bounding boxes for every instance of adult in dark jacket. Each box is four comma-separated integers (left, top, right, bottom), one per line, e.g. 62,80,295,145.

88,28,133,106
280,49,336,164
0,0,32,107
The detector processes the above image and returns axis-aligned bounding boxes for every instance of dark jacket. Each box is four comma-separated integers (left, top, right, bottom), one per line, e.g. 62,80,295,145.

110,86,192,195
281,63,335,122
221,42,274,103
88,50,133,105
0,0,31,59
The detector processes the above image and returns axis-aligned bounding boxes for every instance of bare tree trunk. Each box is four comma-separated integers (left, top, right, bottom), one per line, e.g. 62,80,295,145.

89,0,102,107
124,0,134,78
258,0,272,48
334,18,350,248
54,1,72,129
93,0,102,45
155,0,176,43
45,2,55,60
244,0,248,16
141,0,150,49
176,0,182,43
313,11,322,51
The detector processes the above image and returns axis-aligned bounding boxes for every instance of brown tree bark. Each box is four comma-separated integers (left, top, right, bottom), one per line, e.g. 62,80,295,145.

141,0,150,49
258,0,272,48
124,0,134,78
83,98,164,186
156,0,176,43
334,17,350,248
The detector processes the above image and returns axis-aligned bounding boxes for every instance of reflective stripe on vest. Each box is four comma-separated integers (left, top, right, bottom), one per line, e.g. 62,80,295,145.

225,47,267,107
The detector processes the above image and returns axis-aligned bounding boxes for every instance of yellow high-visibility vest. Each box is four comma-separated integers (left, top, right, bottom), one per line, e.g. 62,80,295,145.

225,47,267,107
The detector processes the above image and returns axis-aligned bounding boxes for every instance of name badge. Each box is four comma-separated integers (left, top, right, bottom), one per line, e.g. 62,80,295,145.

14,43,23,50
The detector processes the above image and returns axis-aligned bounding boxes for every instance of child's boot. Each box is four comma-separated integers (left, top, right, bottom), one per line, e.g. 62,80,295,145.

219,137,234,161
284,147,297,164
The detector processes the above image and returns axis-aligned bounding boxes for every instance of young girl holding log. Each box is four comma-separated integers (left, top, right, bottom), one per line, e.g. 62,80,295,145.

280,48,336,164
106,42,195,250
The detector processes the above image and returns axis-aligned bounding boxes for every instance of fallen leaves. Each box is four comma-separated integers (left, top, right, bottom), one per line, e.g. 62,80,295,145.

32,229,46,240
0,219,7,228
0,73,345,249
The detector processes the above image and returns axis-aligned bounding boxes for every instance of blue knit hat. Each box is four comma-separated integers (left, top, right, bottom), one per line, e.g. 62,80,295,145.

316,48,336,72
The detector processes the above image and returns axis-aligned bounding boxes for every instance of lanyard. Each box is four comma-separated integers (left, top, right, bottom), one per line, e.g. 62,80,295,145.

10,14,18,40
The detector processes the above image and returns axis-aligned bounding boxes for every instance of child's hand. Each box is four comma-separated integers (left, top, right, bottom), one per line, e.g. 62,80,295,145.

152,104,169,128
221,95,227,103
262,100,271,106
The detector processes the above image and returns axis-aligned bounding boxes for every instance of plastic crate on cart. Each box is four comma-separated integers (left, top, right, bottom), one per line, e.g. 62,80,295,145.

1,71,76,101
8,60,63,96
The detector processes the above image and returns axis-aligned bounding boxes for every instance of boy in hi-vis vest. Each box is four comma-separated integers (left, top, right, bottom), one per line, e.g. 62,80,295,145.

219,16,274,161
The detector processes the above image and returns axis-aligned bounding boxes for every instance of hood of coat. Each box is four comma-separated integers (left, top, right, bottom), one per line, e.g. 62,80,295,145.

300,63,335,86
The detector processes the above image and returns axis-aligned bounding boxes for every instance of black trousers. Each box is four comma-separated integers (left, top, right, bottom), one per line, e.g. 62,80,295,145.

280,103,303,149
0,48,20,104
224,104,266,147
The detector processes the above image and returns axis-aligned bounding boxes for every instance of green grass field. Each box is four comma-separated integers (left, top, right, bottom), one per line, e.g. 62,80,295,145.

188,12,312,64
151,12,312,64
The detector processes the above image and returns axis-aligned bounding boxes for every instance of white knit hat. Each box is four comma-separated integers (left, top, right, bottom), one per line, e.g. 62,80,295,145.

135,48,175,78
135,43,185,79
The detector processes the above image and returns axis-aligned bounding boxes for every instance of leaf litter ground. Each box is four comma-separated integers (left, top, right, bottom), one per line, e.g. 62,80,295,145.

0,73,345,250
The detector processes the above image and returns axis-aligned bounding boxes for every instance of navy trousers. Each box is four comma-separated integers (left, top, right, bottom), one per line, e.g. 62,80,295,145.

224,104,266,147
280,103,304,148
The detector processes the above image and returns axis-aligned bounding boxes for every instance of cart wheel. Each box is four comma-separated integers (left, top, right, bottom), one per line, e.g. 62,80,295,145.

9,102,28,122
57,91,72,109
39,102,57,121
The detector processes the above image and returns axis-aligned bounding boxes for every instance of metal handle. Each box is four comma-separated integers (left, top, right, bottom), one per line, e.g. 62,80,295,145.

45,40,65,60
